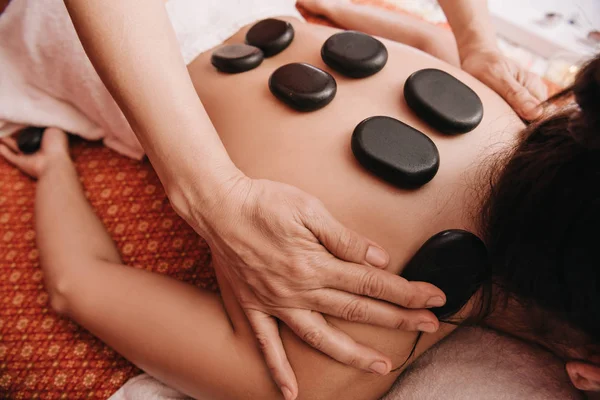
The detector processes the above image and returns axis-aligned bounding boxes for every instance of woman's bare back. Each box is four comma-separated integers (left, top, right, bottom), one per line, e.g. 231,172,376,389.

188,18,524,273
183,18,526,399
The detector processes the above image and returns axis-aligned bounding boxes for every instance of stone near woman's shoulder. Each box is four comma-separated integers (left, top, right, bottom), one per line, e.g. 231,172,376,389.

321,31,388,78
351,116,439,188
211,44,264,74
401,230,490,319
246,18,295,57
404,68,484,135
269,63,337,112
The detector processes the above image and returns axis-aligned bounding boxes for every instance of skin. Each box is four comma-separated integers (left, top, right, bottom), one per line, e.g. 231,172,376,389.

61,2,446,396
1,17,530,399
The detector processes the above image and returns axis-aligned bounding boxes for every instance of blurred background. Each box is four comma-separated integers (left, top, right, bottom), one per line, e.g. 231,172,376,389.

385,0,600,87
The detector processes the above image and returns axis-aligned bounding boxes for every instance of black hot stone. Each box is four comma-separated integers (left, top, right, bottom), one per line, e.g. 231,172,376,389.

401,230,490,319
351,116,439,188
404,68,484,135
269,63,337,112
321,31,388,78
17,127,45,154
245,18,294,57
211,44,264,73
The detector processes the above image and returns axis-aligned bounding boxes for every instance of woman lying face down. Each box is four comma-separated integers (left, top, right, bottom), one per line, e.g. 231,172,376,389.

1,6,598,397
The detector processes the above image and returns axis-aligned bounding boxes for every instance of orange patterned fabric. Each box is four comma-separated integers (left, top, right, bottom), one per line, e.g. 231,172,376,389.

0,140,216,399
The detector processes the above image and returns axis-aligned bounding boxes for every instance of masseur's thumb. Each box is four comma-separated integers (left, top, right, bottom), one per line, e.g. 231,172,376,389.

498,71,544,121
304,206,390,268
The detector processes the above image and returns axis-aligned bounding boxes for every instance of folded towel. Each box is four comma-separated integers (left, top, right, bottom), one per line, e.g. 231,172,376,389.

0,0,145,159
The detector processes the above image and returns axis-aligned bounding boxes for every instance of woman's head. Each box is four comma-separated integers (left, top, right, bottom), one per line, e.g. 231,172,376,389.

479,53,600,391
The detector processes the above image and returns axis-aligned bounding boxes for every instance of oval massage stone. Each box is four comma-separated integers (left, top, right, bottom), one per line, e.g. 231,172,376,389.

246,18,294,57
351,116,439,188
321,31,388,78
17,127,45,154
401,230,490,319
402,229,491,318
211,44,264,73
269,63,337,112
404,68,484,135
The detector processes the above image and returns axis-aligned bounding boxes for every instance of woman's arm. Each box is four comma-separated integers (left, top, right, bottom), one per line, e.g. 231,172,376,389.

62,2,446,397
0,130,452,400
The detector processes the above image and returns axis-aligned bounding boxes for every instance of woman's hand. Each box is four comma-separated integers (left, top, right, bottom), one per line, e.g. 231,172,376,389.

461,48,548,120
178,174,445,400
0,128,70,179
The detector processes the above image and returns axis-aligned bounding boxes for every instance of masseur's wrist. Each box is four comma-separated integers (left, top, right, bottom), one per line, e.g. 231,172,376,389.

455,25,499,66
166,160,247,235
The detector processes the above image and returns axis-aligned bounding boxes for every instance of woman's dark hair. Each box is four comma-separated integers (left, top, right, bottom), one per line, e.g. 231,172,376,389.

479,53,600,354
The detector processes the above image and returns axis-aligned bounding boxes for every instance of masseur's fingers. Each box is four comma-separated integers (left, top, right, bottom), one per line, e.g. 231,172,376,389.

462,50,548,121
497,72,544,121
282,308,392,374
246,309,298,400
324,259,445,311
523,70,548,103
300,199,390,269
308,289,439,333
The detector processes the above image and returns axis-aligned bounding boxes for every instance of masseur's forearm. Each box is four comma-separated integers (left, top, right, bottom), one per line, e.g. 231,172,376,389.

437,0,498,60
63,0,239,207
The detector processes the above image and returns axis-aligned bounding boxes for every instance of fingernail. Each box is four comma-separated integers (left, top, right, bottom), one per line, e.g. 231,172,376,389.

426,296,445,308
366,246,388,268
369,361,389,375
281,386,293,400
417,321,437,333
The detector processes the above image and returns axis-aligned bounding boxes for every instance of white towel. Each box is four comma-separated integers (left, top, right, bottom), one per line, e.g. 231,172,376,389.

0,0,301,159
0,0,144,158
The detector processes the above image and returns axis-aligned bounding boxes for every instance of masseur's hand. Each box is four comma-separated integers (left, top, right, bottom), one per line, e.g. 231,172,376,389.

461,48,548,120
187,174,445,400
